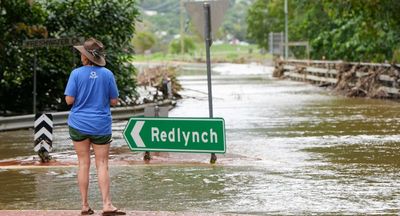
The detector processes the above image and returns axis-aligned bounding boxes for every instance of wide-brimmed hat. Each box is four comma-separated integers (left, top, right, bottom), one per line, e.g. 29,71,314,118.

74,38,106,66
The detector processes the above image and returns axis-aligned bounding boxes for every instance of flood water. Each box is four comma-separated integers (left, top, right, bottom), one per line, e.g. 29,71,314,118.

1,63,400,214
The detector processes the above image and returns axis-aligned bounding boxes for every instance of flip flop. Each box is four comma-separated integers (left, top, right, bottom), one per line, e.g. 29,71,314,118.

81,208,94,215
102,209,126,216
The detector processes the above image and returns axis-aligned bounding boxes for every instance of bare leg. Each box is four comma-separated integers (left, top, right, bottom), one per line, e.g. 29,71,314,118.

73,139,91,212
92,143,117,212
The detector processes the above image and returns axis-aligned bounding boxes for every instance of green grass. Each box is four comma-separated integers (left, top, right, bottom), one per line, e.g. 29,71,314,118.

131,43,272,63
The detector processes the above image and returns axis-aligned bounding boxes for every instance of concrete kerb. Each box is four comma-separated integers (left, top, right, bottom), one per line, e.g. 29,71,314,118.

0,210,248,216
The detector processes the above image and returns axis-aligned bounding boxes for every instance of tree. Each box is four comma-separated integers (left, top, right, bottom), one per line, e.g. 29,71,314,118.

246,0,286,50
169,36,196,54
132,31,156,54
220,0,254,42
0,0,48,114
0,0,140,115
310,0,400,62
246,0,400,62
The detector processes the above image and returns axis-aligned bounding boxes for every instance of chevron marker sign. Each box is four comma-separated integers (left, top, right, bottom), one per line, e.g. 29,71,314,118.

123,117,226,153
34,114,53,152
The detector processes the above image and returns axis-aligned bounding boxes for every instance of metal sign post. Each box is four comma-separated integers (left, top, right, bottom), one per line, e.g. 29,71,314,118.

185,0,229,164
284,0,288,59
23,37,83,162
33,50,37,114
23,37,84,114
203,3,217,163
204,3,213,119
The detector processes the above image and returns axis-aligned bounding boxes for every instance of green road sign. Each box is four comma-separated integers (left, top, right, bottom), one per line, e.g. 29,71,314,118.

23,37,84,48
123,117,226,153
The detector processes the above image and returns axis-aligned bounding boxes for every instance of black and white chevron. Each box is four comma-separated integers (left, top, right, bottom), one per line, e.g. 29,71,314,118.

34,113,53,152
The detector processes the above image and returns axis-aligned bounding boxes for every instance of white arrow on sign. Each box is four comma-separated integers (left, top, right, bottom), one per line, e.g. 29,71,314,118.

34,114,53,128
131,121,146,147
34,140,52,152
34,127,53,141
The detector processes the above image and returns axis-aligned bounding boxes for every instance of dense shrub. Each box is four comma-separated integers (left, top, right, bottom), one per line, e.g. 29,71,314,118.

169,36,196,55
132,31,156,54
0,0,139,115
247,0,400,62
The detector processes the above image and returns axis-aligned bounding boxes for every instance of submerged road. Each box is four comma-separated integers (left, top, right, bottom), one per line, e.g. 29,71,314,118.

1,63,400,214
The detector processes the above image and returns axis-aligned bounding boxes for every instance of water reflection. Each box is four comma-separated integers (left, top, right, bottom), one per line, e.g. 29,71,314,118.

304,142,400,165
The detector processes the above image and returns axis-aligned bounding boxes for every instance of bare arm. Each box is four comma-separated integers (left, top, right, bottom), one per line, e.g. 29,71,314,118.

65,96,75,105
110,98,118,107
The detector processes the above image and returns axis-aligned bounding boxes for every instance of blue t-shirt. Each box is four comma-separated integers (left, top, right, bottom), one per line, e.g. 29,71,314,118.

64,66,119,135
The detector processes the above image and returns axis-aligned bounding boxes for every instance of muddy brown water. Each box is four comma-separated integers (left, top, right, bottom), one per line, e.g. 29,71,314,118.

1,63,400,214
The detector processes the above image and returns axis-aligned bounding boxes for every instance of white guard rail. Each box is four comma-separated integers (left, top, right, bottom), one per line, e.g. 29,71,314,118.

0,100,175,131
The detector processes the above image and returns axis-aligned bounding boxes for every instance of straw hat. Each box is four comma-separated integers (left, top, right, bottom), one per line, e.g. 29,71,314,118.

74,38,106,66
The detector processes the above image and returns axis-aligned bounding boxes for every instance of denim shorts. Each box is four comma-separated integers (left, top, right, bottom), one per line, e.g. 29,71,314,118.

69,126,112,145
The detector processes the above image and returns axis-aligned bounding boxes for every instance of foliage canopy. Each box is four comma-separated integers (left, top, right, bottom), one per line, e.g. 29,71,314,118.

132,31,156,54
247,0,400,62
0,0,139,115
169,36,196,55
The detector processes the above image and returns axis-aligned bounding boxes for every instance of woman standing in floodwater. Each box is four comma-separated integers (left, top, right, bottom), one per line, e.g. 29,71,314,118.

64,38,125,216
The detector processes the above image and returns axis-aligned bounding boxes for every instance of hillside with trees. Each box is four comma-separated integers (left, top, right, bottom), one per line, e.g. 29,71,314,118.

136,0,255,53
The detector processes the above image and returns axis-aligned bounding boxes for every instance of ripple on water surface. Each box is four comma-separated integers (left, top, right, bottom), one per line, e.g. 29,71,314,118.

1,64,400,214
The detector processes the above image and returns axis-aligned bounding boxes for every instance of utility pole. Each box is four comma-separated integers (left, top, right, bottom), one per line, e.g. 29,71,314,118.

180,0,185,56
284,0,288,59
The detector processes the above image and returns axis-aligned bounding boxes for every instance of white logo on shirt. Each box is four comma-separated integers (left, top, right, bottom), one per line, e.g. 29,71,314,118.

89,71,98,79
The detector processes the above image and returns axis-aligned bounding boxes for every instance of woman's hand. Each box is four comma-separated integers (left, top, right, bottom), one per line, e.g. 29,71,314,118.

110,98,118,107
65,96,75,105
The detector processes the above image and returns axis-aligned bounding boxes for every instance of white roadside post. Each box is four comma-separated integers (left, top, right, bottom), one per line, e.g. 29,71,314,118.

34,113,53,162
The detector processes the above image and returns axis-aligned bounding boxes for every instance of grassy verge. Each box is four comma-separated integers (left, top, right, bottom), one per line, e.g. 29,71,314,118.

131,43,272,64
